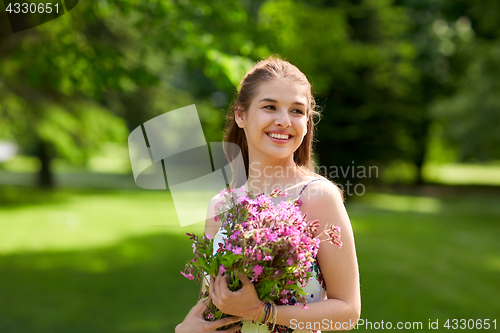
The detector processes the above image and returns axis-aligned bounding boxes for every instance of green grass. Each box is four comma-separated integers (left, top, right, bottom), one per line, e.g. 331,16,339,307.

423,163,500,186
0,185,499,332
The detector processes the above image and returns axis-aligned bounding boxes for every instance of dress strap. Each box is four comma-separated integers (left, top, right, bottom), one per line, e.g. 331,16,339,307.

296,178,329,199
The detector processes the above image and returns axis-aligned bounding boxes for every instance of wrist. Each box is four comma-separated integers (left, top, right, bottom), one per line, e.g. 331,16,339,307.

241,301,265,322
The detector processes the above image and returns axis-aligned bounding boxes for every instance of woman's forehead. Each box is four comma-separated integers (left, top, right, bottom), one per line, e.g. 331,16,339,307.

254,79,308,105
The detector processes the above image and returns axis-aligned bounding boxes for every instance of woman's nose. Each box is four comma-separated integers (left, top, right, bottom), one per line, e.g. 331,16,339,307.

275,108,291,128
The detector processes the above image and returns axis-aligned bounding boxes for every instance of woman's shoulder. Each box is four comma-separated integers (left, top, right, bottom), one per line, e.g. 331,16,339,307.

296,175,343,200
298,176,344,208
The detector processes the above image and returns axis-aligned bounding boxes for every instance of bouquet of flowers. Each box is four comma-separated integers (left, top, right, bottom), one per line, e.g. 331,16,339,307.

181,187,342,332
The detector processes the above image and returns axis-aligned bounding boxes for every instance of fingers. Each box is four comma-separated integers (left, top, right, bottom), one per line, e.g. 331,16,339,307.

192,299,205,313
217,270,230,295
208,316,242,332
237,272,251,285
194,298,210,315
209,276,218,306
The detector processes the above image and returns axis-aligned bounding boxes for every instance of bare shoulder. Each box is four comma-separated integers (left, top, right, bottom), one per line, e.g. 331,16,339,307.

299,179,349,237
300,178,344,205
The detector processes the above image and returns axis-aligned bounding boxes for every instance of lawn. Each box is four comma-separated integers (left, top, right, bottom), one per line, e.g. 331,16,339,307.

0,184,499,332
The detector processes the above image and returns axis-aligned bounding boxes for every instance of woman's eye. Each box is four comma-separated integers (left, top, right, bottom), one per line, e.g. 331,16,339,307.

263,105,276,110
292,109,305,115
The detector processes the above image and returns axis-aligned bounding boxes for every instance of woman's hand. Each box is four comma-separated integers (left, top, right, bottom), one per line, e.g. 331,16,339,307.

209,270,262,320
175,298,242,333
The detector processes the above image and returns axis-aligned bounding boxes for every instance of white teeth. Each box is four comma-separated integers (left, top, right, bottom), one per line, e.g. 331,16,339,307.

269,133,290,140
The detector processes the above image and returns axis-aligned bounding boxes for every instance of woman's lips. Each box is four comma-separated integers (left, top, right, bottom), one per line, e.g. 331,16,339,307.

266,132,292,143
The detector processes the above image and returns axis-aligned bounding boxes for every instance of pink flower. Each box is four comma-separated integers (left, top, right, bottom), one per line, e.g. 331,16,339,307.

253,265,263,278
219,265,226,274
180,271,194,280
232,246,242,255
265,232,277,242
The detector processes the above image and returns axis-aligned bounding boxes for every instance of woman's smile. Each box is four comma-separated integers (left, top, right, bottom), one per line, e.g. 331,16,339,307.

265,131,294,144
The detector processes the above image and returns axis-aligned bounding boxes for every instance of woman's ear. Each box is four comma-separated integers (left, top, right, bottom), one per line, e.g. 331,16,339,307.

235,108,244,128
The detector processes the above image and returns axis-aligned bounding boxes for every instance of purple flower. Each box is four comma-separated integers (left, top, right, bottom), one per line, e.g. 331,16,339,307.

232,246,242,255
237,195,249,204
253,264,263,278
265,232,277,242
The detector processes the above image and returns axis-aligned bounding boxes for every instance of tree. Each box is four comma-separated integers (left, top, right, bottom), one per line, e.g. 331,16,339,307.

0,0,258,188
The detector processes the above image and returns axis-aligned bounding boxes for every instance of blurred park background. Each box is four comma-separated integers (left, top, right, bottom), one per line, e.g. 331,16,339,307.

0,0,499,332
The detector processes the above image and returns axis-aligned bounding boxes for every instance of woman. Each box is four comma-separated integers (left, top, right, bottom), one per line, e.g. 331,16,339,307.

176,57,360,333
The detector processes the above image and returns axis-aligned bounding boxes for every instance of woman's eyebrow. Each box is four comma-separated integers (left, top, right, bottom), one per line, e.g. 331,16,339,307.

259,98,305,106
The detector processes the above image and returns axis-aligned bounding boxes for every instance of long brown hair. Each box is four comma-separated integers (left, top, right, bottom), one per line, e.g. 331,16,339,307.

223,56,343,200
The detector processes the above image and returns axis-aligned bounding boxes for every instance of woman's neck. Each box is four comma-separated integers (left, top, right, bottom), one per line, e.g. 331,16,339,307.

244,155,306,194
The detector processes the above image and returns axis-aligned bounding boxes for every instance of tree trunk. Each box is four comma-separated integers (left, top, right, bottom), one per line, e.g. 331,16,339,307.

36,139,55,189
414,117,431,185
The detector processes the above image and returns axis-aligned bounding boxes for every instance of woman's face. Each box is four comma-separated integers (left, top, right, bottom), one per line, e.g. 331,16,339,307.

235,78,308,163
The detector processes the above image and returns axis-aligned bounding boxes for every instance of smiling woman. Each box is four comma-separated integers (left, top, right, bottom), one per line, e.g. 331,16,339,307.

175,56,360,333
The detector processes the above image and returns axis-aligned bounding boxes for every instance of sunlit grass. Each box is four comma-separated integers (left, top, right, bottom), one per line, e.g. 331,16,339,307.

424,163,500,186
0,187,205,254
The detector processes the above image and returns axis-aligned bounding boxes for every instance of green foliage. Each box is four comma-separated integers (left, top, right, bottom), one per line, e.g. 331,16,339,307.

1,0,500,187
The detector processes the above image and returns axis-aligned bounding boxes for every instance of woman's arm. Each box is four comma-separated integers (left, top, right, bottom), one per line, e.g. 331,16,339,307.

176,196,242,333
201,195,223,295
210,181,361,331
